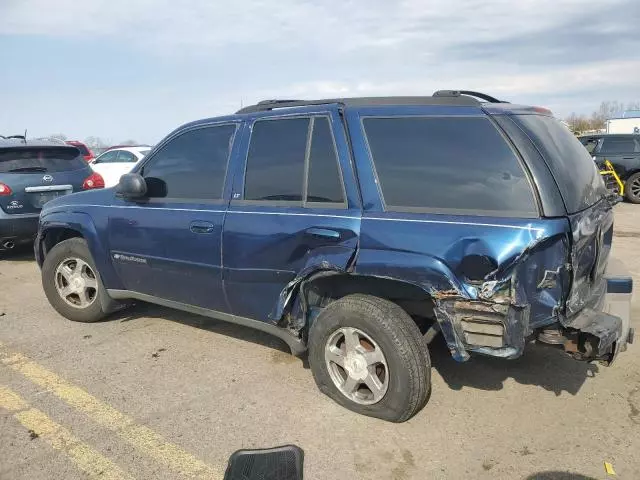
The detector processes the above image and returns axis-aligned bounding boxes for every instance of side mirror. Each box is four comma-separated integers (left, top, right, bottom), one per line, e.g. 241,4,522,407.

117,173,147,199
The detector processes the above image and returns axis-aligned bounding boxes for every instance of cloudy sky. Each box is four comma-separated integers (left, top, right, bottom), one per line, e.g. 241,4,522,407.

1,0,639,144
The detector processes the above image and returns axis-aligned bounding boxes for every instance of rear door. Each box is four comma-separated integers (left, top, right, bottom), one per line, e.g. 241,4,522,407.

511,114,612,316
0,146,89,215
222,109,361,323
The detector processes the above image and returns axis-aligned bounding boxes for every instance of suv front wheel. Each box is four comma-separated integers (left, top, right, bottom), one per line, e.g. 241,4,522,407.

42,237,110,323
308,294,431,422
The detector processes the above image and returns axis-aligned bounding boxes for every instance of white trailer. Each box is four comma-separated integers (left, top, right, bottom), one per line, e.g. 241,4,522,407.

607,112,640,134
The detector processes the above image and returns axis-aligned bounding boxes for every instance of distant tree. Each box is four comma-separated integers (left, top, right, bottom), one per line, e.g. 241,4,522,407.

49,133,67,141
565,99,640,133
119,139,138,145
84,136,108,150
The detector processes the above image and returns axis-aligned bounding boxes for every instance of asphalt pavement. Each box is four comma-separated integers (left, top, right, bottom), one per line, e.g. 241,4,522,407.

1,204,639,480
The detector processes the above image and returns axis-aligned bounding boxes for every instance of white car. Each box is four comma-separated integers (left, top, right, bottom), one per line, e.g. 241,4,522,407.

90,147,151,187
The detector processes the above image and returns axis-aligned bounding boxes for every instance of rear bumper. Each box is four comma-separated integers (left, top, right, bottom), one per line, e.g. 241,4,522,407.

562,257,633,364
0,210,39,249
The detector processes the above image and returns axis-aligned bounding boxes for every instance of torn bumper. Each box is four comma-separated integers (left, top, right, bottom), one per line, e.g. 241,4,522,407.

553,257,633,364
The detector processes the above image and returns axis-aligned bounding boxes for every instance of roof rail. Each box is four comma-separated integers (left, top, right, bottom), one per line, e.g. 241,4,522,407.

237,99,344,114
236,91,505,114
433,90,506,103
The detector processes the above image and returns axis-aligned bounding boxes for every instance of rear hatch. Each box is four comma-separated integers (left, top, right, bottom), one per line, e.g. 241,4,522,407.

0,146,91,215
511,114,612,316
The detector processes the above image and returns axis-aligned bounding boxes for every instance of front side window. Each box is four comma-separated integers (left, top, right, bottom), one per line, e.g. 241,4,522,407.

142,124,236,200
243,116,345,205
363,116,537,216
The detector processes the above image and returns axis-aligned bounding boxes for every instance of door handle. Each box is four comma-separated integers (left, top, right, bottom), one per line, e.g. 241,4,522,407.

305,227,340,240
190,221,215,234
622,157,635,160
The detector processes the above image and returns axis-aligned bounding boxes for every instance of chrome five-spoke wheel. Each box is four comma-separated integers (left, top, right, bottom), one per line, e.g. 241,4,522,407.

324,326,389,405
54,257,98,308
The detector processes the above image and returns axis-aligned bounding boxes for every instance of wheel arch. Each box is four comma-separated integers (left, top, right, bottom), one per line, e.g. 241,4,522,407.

37,212,123,290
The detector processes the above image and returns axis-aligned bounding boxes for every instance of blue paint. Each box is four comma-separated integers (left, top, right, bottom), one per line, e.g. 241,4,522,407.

36,99,629,362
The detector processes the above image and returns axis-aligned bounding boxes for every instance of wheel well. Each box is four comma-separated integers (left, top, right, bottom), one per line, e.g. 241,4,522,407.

624,169,640,181
303,274,436,334
41,227,83,259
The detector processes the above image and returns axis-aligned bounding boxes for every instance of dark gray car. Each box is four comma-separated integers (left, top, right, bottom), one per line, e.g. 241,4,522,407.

0,137,103,251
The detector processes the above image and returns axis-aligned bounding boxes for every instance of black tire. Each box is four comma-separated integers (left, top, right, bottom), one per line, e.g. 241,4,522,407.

625,172,640,204
42,237,110,323
308,294,431,422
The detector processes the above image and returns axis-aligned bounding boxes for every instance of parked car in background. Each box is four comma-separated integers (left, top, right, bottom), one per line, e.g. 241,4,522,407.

90,146,151,187
66,140,95,163
579,133,640,203
36,92,633,422
0,138,104,251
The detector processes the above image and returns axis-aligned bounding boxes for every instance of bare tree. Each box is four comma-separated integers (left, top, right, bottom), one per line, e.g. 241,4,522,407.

84,136,109,150
49,133,68,141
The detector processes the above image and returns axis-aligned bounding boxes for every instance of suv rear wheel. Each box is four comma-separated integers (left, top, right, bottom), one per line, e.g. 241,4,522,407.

42,237,109,323
625,172,640,204
308,294,431,422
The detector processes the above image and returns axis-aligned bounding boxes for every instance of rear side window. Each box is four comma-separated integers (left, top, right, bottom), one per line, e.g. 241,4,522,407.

142,124,236,200
0,147,87,173
243,116,345,205
306,117,345,204
600,137,639,154
244,118,309,202
363,116,537,216
512,115,606,213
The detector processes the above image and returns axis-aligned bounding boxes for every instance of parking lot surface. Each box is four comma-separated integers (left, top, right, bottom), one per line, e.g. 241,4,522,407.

1,204,639,480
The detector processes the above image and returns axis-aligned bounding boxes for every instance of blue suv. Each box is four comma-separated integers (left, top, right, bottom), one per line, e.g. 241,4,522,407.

35,91,634,422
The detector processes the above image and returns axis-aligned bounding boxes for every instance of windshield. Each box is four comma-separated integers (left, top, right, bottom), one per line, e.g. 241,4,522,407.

0,147,87,173
512,115,607,213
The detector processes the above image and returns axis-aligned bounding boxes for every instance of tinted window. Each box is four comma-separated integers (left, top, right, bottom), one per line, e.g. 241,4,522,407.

70,144,90,155
95,150,118,164
600,136,639,154
363,117,537,215
307,117,344,204
580,137,599,154
142,125,236,199
0,147,87,173
244,118,309,201
513,115,606,213
116,151,137,163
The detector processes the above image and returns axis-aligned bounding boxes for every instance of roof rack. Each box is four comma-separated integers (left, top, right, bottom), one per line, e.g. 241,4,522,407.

236,90,506,114
433,90,506,103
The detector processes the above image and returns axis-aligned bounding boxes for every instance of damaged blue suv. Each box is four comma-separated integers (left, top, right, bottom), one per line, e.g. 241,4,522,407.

36,91,634,422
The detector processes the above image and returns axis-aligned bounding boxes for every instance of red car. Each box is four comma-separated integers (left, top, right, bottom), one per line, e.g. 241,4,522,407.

66,140,94,162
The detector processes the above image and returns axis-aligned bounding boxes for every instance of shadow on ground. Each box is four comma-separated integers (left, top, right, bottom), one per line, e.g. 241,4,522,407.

111,301,293,355
0,243,35,262
111,301,599,392
429,335,598,396
525,472,598,480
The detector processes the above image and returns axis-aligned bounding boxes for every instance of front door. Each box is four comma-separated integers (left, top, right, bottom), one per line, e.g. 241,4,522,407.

222,110,361,323
107,122,240,312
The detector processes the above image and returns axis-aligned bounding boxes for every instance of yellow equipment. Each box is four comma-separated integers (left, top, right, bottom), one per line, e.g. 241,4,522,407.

600,160,624,196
